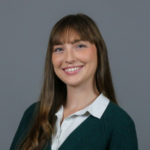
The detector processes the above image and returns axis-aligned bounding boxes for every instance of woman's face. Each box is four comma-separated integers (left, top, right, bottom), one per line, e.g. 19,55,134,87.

52,32,97,88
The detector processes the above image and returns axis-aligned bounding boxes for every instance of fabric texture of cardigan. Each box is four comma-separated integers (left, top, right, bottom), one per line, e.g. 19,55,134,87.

10,101,138,150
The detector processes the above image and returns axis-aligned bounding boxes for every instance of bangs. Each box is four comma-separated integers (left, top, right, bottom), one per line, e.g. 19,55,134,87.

50,16,96,46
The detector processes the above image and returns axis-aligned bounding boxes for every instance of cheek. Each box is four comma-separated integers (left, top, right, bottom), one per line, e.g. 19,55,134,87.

52,55,63,67
79,48,97,63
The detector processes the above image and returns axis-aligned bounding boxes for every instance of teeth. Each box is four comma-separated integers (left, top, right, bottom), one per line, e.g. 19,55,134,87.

64,67,82,72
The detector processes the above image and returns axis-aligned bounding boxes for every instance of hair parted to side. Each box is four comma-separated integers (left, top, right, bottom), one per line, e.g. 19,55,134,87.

17,13,118,150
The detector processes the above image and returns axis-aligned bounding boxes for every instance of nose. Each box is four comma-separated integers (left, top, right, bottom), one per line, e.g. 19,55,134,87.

65,48,76,64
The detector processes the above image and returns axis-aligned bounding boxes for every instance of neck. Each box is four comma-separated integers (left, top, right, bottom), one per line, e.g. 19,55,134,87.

64,82,100,111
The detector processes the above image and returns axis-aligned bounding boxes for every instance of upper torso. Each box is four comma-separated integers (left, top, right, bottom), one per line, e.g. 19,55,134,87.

51,92,110,150
10,93,138,150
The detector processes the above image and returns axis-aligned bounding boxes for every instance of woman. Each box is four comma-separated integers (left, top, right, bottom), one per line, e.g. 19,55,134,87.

10,13,138,150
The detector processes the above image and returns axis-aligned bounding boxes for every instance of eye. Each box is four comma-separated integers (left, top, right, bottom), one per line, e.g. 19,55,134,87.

54,48,63,52
77,44,86,48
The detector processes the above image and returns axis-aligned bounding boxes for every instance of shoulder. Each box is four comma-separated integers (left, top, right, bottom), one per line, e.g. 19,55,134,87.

101,102,138,149
19,101,40,130
9,102,40,150
17,101,40,135
102,101,136,129
23,101,40,118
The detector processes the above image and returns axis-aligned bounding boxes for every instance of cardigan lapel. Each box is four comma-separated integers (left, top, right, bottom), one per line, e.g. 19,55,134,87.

58,115,100,150
45,115,94,150
48,114,99,150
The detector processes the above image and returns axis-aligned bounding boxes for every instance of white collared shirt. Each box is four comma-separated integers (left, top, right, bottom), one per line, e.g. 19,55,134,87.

51,93,110,150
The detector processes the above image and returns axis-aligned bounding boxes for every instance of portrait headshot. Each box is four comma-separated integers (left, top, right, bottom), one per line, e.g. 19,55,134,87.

0,1,149,150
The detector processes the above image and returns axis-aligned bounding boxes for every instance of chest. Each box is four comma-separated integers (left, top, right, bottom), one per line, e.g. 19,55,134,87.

49,116,111,150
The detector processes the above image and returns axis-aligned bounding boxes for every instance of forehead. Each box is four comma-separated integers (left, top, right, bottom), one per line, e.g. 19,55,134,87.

53,29,84,45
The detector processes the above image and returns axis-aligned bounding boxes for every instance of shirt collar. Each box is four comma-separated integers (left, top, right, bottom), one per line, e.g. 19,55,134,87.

55,92,110,119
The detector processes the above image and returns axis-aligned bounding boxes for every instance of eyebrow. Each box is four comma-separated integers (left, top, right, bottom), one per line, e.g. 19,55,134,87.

54,39,84,45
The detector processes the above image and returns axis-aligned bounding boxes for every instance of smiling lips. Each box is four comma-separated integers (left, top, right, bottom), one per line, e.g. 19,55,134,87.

63,66,84,75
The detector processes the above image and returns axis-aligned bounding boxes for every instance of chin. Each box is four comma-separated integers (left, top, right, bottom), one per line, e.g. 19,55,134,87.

65,80,83,87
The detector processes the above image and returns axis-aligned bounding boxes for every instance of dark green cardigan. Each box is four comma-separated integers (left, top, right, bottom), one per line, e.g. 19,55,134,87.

10,101,138,150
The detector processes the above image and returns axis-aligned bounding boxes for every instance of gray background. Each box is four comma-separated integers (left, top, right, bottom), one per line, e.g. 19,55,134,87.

0,1,149,150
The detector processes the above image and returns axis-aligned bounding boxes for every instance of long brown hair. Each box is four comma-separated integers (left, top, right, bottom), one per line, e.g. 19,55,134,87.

18,13,118,150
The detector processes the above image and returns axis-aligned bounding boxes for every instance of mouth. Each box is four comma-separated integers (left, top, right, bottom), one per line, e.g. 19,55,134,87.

62,65,84,75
